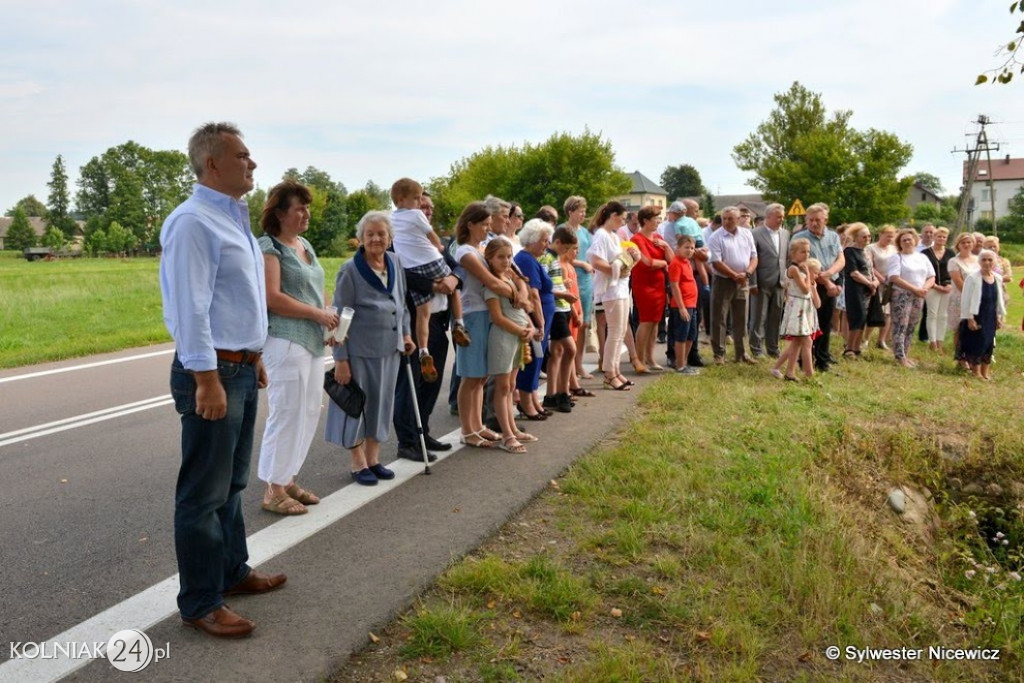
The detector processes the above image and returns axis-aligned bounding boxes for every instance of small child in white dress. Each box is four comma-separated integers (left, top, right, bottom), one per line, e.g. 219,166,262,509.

389,178,469,382
772,238,822,381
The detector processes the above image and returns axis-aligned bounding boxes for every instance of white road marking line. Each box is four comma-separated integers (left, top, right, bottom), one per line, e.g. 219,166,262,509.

0,348,175,385
0,396,174,449
0,358,330,449
0,357,594,682
0,437,462,683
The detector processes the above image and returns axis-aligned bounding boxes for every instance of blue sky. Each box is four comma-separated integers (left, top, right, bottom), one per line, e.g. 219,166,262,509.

2,0,1024,214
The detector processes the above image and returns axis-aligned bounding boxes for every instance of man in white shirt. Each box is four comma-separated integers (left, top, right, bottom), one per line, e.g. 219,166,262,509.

707,206,758,364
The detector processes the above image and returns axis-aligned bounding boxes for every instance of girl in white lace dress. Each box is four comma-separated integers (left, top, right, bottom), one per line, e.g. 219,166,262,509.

772,238,822,381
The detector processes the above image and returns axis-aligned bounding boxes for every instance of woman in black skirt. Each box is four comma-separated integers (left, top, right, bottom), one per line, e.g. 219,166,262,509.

842,223,878,356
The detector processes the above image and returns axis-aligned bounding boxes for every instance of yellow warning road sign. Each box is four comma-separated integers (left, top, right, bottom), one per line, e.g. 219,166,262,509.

788,199,806,217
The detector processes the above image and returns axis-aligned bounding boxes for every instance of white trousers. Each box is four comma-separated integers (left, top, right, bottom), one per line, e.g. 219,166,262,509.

602,298,629,376
924,288,951,343
257,337,324,486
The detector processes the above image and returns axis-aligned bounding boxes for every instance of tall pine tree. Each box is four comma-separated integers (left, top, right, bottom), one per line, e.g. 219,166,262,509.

47,154,77,238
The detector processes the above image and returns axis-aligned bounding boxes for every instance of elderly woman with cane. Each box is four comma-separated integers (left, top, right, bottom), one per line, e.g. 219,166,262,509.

325,211,414,485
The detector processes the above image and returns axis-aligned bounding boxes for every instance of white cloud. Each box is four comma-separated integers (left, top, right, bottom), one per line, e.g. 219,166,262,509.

1,0,1023,212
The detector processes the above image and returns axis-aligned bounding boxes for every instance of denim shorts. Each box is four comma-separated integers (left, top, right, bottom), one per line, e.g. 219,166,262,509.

669,307,699,344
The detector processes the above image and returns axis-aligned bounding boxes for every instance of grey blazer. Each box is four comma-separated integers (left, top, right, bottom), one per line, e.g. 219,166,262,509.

752,226,790,290
331,251,410,361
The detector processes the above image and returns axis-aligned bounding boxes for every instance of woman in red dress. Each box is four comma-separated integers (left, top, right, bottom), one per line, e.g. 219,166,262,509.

630,206,672,371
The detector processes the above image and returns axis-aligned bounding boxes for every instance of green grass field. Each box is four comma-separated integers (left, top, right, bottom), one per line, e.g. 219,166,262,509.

0,253,345,369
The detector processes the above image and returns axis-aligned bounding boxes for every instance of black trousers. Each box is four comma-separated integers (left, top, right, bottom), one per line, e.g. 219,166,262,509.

394,308,450,447
812,283,836,368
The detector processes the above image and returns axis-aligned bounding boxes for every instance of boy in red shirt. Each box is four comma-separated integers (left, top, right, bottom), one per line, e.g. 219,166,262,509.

668,235,701,375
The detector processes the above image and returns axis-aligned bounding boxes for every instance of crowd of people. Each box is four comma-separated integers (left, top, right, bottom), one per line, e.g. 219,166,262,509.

158,121,1012,639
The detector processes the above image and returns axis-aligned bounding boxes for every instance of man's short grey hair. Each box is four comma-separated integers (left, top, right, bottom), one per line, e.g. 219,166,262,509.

188,122,242,179
683,198,700,212
518,218,554,247
766,202,785,217
721,205,739,216
484,195,511,217
806,202,829,216
356,210,393,242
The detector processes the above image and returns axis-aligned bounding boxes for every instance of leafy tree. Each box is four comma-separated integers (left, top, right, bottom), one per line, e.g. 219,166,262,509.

976,2,1024,84
6,194,48,217
433,130,631,228
104,221,138,255
76,141,191,249
47,155,77,237
1000,184,1024,241
660,164,706,201
5,208,37,250
912,172,944,195
41,226,67,251
733,82,913,225
247,187,267,235
912,201,957,226
86,228,107,256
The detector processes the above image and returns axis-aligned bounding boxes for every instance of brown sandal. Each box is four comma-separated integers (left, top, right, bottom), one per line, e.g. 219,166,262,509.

285,483,320,505
261,494,307,516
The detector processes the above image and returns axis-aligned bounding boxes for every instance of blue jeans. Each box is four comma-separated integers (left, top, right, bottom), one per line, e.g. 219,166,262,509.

170,355,258,620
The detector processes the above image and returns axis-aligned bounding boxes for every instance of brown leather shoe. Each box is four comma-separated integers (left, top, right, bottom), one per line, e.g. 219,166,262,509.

181,605,254,639
223,569,287,596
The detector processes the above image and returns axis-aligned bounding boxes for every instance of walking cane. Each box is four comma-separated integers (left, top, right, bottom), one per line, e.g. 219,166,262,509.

402,354,432,475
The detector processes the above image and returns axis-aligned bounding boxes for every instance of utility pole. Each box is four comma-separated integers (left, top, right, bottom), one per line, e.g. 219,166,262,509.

952,115,1000,235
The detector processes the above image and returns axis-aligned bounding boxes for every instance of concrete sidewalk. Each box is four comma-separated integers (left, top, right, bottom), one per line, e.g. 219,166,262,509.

68,361,653,682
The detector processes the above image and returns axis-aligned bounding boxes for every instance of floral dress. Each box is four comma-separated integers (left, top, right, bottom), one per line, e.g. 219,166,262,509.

780,276,819,339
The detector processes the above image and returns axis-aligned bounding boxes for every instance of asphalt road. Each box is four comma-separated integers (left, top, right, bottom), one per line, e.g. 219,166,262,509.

0,342,647,682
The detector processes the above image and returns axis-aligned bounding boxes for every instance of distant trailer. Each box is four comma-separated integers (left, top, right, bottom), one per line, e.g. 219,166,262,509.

23,247,54,261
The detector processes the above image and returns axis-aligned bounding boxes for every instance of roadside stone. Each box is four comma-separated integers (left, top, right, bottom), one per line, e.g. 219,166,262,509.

888,489,906,514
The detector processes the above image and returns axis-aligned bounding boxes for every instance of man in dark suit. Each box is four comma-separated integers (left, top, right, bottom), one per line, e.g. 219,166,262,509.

749,202,790,358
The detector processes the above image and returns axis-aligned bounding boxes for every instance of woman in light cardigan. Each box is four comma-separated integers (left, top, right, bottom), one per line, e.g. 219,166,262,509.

959,250,1006,380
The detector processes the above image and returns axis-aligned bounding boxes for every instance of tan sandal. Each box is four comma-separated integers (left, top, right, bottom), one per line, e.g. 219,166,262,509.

498,436,527,454
514,431,538,443
261,494,307,516
459,430,495,448
285,483,320,505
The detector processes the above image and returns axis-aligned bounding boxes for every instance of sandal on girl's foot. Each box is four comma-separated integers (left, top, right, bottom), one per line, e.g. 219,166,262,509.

784,375,799,382
603,377,631,391
261,494,308,515
284,483,320,505
479,428,502,441
420,354,439,382
631,358,649,374
498,436,527,454
577,371,595,380
842,349,857,359
571,387,597,398
514,431,538,443
539,408,554,417
459,430,496,448
770,368,784,380
616,374,635,386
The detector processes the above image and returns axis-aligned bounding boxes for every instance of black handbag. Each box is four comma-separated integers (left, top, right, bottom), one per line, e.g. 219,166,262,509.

866,291,885,327
324,368,365,418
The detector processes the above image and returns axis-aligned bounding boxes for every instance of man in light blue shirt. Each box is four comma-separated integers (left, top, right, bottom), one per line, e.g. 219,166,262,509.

160,122,281,639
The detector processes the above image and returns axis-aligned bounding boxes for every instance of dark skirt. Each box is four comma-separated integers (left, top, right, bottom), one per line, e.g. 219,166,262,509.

958,280,997,365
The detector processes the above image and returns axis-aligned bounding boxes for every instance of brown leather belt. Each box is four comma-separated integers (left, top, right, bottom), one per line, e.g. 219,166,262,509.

215,349,262,365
